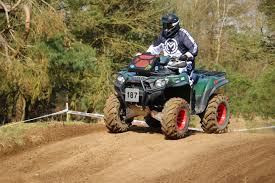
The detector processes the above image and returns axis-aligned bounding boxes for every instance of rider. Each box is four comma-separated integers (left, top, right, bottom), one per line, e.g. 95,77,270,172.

147,13,198,76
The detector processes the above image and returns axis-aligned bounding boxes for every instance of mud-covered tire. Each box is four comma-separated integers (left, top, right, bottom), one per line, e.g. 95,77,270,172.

200,94,230,133
103,94,131,133
161,98,190,139
144,116,161,128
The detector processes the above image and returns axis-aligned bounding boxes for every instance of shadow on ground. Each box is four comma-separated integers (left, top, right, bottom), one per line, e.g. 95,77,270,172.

128,125,203,140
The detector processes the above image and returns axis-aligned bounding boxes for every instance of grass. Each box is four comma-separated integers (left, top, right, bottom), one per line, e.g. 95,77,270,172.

0,121,95,156
0,121,85,143
231,116,275,130
0,122,46,149
189,115,275,130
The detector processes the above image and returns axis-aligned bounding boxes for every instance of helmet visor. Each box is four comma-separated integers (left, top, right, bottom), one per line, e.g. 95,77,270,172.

163,22,174,30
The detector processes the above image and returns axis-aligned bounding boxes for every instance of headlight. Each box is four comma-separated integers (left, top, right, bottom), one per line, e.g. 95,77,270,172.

117,75,125,85
155,79,167,88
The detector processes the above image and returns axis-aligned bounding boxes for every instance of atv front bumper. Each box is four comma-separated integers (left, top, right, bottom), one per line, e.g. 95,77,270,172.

114,83,164,108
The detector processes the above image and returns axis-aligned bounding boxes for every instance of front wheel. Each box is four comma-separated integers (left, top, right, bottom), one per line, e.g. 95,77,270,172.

161,98,190,139
103,94,132,133
200,94,230,133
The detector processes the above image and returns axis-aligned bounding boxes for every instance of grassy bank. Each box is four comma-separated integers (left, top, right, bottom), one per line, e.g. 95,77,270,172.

0,121,102,156
190,116,275,130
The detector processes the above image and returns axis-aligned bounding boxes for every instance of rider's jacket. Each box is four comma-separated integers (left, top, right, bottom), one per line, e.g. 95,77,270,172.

147,28,198,65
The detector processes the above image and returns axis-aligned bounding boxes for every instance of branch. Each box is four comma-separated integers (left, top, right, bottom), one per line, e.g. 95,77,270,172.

215,0,229,65
41,0,56,12
23,5,31,40
0,33,10,62
0,1,11,28
0,2,11,12
11,0,22,11
0,1,31,60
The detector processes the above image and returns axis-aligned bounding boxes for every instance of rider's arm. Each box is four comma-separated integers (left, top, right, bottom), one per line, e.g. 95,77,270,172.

147,35,165,55
180,29,198,59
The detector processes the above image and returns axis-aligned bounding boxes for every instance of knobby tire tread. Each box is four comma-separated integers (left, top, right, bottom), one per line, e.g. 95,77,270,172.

103,94,129,133
200,94,230,134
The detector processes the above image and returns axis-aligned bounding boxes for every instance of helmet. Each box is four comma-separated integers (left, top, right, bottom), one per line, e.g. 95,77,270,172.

161,13,180,38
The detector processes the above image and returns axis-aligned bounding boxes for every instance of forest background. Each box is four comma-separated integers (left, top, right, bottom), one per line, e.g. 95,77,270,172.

0,0,274,123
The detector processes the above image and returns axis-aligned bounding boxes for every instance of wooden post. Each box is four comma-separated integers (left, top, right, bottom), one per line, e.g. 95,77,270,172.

66,102,70,123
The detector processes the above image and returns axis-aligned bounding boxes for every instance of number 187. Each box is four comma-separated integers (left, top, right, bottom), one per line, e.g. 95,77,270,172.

128,92,137,98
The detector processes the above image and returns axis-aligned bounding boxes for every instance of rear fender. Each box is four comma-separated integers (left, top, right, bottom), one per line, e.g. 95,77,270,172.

195,79,229,114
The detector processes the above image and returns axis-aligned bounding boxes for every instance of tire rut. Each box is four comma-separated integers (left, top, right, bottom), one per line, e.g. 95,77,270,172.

0,124,274,183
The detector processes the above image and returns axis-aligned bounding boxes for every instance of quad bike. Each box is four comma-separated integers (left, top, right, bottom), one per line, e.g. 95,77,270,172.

103,53,230,139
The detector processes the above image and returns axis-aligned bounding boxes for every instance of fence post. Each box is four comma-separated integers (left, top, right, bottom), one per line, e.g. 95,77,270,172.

66,103,70,122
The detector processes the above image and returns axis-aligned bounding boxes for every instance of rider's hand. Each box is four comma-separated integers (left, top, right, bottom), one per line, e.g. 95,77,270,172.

170,56,177,62
179,54,188,61
185,52,194,59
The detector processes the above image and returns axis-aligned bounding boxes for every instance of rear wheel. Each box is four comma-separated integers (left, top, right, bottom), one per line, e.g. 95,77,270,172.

200,94,230,133
161,98,190,139
103,94,132,133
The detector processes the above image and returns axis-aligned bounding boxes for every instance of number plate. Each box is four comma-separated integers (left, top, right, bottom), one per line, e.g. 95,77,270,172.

125,88,139,102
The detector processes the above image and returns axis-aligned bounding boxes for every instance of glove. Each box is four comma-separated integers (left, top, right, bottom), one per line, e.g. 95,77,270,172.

170,56,177,62
179,54,188,61
168,61,187,68
185,52,194,60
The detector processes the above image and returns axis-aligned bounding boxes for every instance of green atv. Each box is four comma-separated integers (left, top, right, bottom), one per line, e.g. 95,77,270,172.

104,53,230,139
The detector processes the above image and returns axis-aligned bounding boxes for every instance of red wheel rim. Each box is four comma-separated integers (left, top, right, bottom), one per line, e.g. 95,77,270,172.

177,109,187,130
217,103,227,125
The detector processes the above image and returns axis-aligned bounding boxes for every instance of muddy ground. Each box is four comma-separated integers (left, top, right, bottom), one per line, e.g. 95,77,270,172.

0,123,275,183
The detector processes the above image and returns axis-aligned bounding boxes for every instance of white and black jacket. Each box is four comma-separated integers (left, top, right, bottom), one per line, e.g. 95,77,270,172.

147,28,198,70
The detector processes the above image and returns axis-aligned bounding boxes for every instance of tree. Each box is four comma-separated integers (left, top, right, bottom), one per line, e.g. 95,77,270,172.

173,0,274,118
259,0,275,55
0,0,171,123
64,0,169,66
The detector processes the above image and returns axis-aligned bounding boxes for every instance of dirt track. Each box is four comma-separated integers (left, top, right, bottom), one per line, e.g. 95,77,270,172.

1,124,275,183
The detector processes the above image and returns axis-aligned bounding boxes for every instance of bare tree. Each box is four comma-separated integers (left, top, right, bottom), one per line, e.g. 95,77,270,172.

215,0,229,65
0,0,31,61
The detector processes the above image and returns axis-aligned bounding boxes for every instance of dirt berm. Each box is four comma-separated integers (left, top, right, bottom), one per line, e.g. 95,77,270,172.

0,124,274,183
